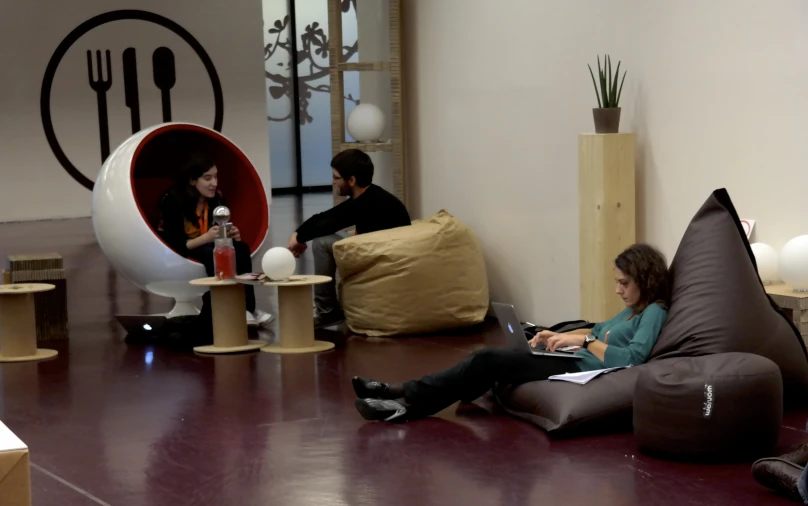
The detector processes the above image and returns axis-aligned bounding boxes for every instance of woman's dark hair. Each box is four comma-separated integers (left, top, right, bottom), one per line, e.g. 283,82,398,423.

331,149,374,187
169,153,217,222
614,243,670,313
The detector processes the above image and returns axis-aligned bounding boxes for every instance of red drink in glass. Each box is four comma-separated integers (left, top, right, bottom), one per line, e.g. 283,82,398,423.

214,242,236,280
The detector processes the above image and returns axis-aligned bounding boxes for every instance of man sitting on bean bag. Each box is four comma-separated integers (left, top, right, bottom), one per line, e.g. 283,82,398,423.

286,149,411,328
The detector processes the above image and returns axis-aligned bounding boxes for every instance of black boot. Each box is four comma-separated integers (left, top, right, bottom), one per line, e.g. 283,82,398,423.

351,376,402,400
781,443,808,467
354,398,408,422
751,457,804,502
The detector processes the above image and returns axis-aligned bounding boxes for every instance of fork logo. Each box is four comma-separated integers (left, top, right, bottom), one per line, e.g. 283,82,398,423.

40,10,224,191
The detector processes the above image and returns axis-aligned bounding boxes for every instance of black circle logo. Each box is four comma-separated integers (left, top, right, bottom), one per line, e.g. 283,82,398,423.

41,10,224,190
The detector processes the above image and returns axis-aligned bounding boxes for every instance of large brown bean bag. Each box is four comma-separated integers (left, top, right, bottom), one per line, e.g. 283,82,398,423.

633,353,782,460
496,188,808,437
333,210,489,336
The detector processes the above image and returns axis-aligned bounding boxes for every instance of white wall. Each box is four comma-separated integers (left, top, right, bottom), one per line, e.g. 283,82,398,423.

635,0,808,258
404,0,808,325
0,1,270,222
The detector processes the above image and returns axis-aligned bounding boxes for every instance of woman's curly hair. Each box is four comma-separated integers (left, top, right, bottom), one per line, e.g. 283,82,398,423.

614,243,670,313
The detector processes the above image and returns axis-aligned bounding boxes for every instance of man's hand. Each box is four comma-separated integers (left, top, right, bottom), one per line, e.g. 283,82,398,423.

287,232,308,258
528,329,556,348
546,333,585,352
229,225,242,242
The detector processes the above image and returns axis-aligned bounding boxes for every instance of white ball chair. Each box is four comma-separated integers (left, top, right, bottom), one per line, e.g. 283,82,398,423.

346,103,386,142
750,243,779,284
92,123,269,317
262,247,296,281
779,235,808,292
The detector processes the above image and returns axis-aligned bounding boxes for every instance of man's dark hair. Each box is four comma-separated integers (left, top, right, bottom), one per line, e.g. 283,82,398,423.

331,149,374,187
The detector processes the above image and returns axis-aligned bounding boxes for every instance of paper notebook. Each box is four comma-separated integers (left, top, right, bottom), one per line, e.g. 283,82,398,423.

548,366,628,385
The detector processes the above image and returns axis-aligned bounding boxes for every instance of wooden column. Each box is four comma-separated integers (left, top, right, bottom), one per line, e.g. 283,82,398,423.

327,0,405,207
579,133,636,322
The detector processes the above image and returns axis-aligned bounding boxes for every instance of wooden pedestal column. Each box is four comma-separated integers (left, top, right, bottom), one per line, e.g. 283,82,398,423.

579,133,636,322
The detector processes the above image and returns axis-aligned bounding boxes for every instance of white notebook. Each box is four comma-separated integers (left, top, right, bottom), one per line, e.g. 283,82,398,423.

548,366,628,385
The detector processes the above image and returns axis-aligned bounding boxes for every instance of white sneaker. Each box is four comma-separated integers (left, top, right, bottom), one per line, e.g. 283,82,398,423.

246,311,258,328
254,309,275,328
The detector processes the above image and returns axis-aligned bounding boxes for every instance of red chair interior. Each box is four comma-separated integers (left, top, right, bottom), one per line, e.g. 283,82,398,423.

131,125,269,255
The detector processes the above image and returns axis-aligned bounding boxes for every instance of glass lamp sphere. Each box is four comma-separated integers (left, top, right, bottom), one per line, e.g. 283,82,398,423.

779,235,808,291
750,242,779,284
346,103,385,142
262,247,296,281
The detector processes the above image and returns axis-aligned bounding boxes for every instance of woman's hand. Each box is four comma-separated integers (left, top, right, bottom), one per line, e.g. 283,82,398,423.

203,226,220,243
546,333,585,352
229,225,241,242
529,330,556,348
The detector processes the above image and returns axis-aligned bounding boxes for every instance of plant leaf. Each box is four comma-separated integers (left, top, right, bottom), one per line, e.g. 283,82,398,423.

616,70,627,107
611,60,621,107
588,64,602,108
606,55,612,107
269,86,285,99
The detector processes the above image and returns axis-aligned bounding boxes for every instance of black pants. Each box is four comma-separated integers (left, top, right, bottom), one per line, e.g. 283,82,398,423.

188,241,255,313
401,348,580,420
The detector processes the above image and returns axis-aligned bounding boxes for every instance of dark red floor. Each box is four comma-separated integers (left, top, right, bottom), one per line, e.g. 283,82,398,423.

0,194,805,506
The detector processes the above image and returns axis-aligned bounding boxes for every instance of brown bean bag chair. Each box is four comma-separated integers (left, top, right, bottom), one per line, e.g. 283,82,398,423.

633,353,782,460
495,188,808,437
333,210,489,337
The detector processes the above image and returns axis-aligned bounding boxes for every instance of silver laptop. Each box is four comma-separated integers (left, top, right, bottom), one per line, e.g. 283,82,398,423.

115,314,168,335
492,302,582,359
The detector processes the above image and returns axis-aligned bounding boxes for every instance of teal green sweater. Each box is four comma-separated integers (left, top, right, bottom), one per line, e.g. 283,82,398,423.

574,303,668,372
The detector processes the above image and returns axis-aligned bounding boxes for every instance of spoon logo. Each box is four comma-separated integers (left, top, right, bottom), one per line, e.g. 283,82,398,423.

40,10,224,190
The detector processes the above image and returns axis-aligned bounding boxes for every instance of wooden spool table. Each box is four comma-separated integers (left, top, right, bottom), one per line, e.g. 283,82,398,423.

189,278,265,354
0,283,58,362
260,275,335,354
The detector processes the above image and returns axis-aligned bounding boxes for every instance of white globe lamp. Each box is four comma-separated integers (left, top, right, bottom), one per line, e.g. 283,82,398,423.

262,247,296,281
779,235,808,292
346,103,386,142
750,243,779,285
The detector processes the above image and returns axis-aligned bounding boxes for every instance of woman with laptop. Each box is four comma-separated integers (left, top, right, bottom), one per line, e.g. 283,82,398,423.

351,243,670,422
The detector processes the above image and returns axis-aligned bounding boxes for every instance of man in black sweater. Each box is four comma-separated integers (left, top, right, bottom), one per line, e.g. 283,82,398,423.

287,149,411,328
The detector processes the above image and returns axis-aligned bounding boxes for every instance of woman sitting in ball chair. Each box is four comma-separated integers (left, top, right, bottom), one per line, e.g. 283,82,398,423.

158,153,273,328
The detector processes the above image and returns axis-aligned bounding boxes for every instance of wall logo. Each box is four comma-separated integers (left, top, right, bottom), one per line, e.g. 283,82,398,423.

702,383,714,419
40,10,224,190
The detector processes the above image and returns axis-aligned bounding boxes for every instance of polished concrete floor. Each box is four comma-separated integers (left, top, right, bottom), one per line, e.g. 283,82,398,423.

0,194,806,506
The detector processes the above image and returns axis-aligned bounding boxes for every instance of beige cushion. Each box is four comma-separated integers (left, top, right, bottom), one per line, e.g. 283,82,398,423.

333,210,489,336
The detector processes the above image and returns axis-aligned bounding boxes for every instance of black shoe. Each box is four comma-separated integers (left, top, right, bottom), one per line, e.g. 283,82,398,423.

781,443,808,467
355,398,408,422
352,376,396,399
751,457,804,502
314,310,345,329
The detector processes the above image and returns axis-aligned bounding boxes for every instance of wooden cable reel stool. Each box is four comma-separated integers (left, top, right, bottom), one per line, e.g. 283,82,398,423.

0,284,58,362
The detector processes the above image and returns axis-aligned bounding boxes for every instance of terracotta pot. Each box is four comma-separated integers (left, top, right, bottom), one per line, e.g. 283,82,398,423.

592,107,621,134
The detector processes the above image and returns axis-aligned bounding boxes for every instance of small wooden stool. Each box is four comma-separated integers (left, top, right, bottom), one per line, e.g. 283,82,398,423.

260,275,335,354
189,278,265,354
0,284,58,362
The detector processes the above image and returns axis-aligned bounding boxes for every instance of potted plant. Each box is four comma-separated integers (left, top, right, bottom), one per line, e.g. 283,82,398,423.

587,54,626,133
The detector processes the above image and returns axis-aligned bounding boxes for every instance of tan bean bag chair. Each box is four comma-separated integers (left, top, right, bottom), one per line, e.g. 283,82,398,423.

333,210,489,336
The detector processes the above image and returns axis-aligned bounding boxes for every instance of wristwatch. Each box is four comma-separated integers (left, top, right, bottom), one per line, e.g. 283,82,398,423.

583,334,596,349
